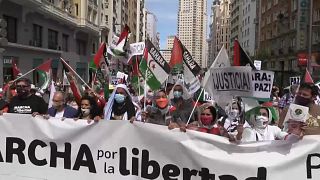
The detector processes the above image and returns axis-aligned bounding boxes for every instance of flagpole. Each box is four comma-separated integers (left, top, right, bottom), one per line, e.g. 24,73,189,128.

12,68,37,83
143,70,147,111
186,88,204,126
138,76,141,96
60,57,91,90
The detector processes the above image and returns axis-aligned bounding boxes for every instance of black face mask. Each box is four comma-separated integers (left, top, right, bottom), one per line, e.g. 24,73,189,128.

16,88,30,98
295,95,312,106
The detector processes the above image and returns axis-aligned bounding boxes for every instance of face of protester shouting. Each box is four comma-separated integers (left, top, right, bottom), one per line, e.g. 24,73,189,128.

155,91,169,109
16,80,31,99
254,108,269,129
81,99,91,118
173,85,183,100
114,87,127,104
52,92,65,112
295,87,314,107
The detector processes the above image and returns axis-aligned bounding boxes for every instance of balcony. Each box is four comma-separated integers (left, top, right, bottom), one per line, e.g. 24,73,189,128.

78,19,100,34
278,48,284,55
40,0,79,26
288,47,294,54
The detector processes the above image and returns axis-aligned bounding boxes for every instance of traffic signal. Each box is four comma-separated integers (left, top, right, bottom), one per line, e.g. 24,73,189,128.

0,17,8,46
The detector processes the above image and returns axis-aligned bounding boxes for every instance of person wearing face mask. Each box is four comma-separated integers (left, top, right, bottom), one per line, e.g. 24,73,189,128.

279,83,320,135
192,103,225,135
104,84,136,121
47,91,78,118
76,96,101,120
139,89,172,125
223,99,243,132
7,78,47,115
168,82,197,130
236,107,287,142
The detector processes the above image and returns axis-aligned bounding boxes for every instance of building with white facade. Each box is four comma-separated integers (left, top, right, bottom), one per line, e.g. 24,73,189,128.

240,0,256,56
230,0,241,57
162,35,175,63
145,9,159,49
207,0,231,65
178,0,207,68
230,0,256,57
0,0,107,85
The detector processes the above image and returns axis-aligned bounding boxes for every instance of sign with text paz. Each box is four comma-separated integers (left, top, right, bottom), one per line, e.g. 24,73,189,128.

210,67,274,99
251,70,274,99
290,76,301,85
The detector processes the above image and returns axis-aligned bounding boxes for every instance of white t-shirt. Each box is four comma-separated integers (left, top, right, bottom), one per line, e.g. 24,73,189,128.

241,125,287,142
55,110,65,118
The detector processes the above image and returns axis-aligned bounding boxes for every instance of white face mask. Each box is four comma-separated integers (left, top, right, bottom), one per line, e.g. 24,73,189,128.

81,108,90,116
229,109,240,119
255,116,269,129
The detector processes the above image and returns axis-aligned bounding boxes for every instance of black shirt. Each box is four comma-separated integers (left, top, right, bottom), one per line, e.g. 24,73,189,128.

9,94,48,114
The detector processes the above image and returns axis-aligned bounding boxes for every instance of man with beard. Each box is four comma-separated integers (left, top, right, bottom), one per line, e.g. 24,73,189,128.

8,78,47,115
47,91,78,118
279,83,320,135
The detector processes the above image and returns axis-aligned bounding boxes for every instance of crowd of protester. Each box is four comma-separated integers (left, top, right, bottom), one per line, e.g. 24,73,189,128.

1,72,320,143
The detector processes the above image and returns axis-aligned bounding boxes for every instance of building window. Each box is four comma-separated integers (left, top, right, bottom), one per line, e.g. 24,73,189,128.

76,62,87,81
92,10,97,23
270,61,275,68
32,24,42,47
3,15,17,43
76,39,87,55
51,59,59,82
92,42,96,54
75,3,79,16
62,34,68,52
291,0,297,12
87,7,92,21
32,58,43,85
3,56,18,82
48,29,58,50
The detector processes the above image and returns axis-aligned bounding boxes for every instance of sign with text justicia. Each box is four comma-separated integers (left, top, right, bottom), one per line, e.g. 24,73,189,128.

0,114,319,180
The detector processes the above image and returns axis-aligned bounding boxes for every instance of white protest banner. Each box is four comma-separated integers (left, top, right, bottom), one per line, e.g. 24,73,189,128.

128,42,145,57
210,66,252,97
1,114,320,180
254,60,262,70
251,70,274,98
290,76,301,85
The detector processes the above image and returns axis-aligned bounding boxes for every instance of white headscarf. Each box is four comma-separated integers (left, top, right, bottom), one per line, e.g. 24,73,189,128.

168,80,191,100
104,84,132,120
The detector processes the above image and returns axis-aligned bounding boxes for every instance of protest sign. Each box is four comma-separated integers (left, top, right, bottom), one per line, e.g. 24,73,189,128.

128,42,145,58
208,67,273,99
210,66,252,97
254,60,262,70
290,76,301,85
0,114,320,180
251,70,274,98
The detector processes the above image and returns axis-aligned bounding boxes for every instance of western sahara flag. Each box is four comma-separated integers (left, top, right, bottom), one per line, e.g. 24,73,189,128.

179,40,202,94
36,59,52,91
139,40,171,90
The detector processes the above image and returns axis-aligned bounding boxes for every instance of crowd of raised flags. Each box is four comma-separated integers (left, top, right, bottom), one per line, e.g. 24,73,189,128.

0,24,320,143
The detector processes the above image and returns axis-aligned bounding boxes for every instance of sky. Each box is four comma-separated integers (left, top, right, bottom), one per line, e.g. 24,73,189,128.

146,0,212,49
